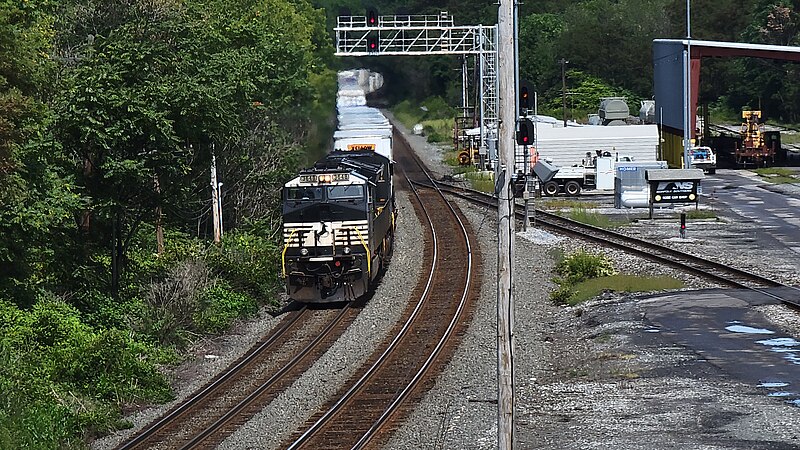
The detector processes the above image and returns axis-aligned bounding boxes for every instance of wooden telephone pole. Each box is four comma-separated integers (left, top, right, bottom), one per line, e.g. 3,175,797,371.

559,58,568,127
210,153,222,244
497,0,515,447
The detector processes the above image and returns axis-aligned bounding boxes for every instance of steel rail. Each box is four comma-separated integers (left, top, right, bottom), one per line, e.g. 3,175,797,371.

179,304,354,449
351,164,474,449
424,180,800,308
118,306,309,450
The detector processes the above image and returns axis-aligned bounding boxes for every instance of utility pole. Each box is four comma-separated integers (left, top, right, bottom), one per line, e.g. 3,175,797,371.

210,151,221,244
559,58,568,127
154,174,164,255
683,0,692,169
497,0,515,447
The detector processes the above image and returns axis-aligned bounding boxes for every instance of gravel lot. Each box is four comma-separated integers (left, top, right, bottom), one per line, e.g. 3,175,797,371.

93,116,800,450
385,120,800,449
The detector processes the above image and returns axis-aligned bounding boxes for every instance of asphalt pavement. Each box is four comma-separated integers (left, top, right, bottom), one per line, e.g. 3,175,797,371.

702,169,800,254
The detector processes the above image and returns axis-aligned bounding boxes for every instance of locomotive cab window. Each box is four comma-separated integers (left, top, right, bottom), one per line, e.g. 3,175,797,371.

286,187,323,201
327,185,364,200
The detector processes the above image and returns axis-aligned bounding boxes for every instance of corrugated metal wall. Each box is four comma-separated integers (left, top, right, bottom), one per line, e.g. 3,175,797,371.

514,125,660,172
661,130,685,168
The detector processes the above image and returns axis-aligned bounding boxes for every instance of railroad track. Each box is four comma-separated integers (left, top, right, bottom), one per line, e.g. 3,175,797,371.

282,130,480,449
426,181,800,308
117,305,358,450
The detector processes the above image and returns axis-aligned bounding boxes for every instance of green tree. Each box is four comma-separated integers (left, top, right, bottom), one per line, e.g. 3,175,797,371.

0,0,82,305
518,13,564,93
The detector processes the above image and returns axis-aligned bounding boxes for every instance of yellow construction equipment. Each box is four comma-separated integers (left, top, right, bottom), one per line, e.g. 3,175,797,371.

736,110,775,167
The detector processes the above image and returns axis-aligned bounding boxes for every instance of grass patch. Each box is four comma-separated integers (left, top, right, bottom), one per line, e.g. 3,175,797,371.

463,171,495,193
754,167,799,184
567,207,628,228
391,97,457,145
781,133,800,145
685,209,719,220
421,118,453,144
562,274,684,306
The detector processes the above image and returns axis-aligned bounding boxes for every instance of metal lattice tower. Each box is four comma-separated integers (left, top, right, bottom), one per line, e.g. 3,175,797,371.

335,13,498,158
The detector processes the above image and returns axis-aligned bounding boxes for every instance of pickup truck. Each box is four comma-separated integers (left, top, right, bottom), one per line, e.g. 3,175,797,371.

689,146,716,174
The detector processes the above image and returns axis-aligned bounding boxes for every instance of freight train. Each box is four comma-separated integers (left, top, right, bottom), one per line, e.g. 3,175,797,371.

281,70,395,303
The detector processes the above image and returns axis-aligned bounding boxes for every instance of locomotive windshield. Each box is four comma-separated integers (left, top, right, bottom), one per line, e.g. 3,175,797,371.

286,187,323,201
327,185,364,200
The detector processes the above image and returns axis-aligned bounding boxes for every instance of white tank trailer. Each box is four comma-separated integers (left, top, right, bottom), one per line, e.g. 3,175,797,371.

514,123,660,173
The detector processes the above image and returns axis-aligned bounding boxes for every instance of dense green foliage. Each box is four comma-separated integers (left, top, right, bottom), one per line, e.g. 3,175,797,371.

391,97,457,142
1,0,332,445
320,0,800,122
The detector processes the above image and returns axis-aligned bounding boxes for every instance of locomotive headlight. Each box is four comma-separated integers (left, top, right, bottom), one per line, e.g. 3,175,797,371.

343,246,351,255
300,248,309,256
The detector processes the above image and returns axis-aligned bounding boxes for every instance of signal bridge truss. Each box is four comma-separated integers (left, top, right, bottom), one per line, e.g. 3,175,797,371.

335,14,498,159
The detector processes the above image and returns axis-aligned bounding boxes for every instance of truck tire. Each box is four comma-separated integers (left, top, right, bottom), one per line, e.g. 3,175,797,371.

543,181,559,196
564,180,581,196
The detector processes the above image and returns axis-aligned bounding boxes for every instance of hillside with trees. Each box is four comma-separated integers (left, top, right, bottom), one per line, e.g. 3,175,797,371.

1,0,332,446
1,0,798,447
323,0,800,122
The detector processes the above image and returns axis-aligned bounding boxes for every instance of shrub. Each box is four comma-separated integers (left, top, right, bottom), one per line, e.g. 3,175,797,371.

134,260,212,348
550,284,576,304
193,282,257,334
0,298,173,444
555,250,616,285
206,231,281,302
58,328,172,404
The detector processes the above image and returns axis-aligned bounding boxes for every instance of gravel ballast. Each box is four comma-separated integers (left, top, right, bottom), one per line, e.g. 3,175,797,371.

93,115,800,450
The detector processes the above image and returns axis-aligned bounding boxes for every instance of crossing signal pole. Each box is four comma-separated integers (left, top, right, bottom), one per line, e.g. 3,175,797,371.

517,80,534,231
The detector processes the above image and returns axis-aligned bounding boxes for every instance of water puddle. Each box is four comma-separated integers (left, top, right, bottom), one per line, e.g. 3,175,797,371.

756,337,800,347
724,323,775,335
729,322,800,406
757,381,790,388
767,392,796,397
756,337,800,366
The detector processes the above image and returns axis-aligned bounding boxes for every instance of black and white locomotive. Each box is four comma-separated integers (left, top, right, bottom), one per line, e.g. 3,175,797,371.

281,70,394,303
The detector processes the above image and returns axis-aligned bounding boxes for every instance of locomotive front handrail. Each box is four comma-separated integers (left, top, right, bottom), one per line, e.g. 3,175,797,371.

281,229,299,277
346,226,371,278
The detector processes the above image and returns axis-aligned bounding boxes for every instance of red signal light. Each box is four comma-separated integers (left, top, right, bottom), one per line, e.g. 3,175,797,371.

367,35,379,52
367,9,378,26
516,118,534,146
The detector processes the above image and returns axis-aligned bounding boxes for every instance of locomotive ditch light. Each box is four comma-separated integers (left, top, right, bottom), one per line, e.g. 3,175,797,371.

301,248,309,256
343,246,351,254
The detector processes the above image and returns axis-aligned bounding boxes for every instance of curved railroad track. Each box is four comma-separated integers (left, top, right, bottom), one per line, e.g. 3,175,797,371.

117,304,359,450
283,130,480,449
426,181,800,308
